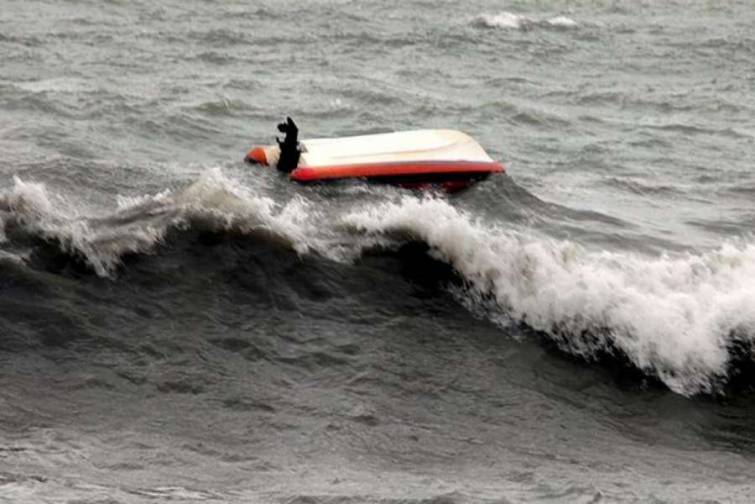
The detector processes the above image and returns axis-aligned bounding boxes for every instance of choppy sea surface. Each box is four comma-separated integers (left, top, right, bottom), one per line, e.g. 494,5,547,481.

1,0,755,502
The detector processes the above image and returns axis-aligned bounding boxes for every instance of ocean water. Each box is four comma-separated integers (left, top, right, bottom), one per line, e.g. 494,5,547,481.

1,0,755,502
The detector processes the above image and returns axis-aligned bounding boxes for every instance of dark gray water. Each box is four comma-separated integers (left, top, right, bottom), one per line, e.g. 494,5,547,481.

1,1,755,502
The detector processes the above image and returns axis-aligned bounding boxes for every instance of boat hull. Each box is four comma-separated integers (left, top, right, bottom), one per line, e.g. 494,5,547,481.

291,159,501,192
245,129,504,192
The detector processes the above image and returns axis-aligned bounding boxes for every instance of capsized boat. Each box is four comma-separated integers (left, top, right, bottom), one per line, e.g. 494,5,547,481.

244,129,505,192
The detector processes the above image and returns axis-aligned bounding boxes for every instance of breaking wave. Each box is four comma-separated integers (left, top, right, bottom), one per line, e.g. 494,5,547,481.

2,173,754,396
342,198,755,396
0,169,334,277
472,12,578,30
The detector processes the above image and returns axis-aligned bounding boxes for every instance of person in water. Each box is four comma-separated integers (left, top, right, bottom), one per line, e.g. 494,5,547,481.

275,117,301,173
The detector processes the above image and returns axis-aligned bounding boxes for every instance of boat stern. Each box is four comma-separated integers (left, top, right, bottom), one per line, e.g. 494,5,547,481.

244,145,280,168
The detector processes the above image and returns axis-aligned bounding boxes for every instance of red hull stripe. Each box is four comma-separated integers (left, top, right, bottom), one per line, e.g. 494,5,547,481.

290,160,504,182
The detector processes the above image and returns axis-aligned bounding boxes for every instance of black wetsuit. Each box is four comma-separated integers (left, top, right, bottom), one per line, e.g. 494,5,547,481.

276,117,301,173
